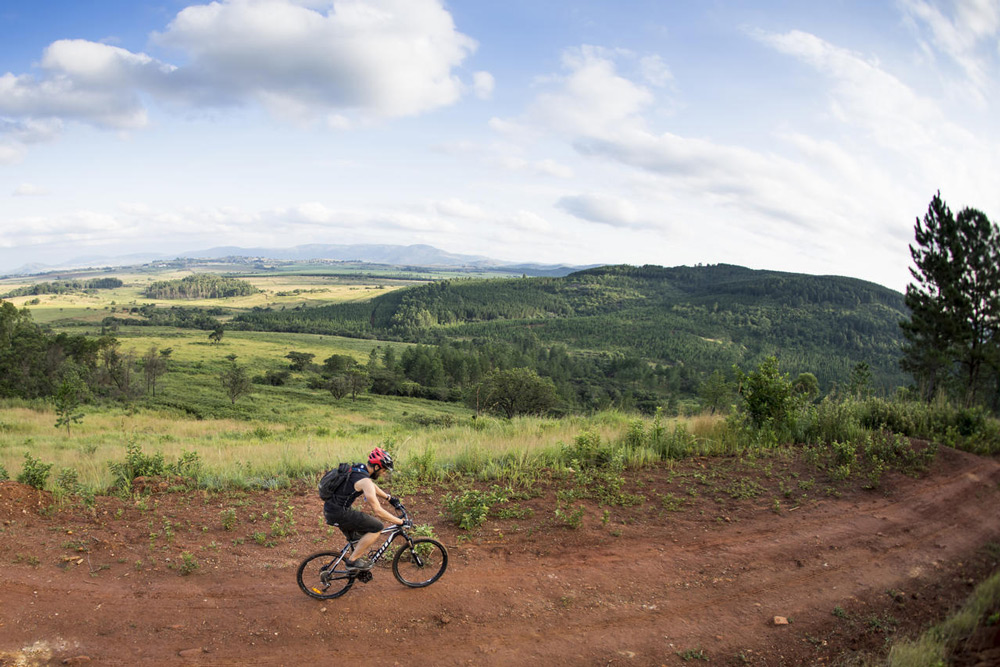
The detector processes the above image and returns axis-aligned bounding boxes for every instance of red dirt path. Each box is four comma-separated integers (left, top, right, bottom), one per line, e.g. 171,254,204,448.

1,444,999,666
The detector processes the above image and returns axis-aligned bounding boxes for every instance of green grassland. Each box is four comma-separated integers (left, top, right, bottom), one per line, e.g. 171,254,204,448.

0,269,421,325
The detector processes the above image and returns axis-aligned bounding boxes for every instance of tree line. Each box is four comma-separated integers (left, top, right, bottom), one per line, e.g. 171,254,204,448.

143,274,258,300
2,277,122,298
0,300,170,409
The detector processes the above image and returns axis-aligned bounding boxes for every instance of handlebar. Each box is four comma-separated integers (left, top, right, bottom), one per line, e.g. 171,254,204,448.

393,500,411,525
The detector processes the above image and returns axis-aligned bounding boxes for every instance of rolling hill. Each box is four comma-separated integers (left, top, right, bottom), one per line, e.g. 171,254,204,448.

232,263,909,398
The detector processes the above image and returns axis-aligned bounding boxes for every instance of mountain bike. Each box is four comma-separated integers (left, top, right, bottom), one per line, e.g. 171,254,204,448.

297,501,448,600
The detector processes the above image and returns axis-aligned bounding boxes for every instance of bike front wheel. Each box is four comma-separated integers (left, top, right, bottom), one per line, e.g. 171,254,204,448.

297,551,355,599
392,537,448,588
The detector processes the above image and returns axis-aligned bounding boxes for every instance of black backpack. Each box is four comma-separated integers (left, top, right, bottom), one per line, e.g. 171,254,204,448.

318,463,353,501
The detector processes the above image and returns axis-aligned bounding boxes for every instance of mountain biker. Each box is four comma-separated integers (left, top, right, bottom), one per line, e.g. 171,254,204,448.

323,447,407,571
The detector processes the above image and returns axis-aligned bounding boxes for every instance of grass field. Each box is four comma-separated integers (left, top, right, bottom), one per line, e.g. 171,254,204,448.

0,394,673,492
0,270,420,325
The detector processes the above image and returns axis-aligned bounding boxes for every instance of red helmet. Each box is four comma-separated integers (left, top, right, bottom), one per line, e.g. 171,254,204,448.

368,447,394,471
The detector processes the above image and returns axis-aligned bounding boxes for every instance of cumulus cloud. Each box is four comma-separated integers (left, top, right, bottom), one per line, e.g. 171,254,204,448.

0,0,483,144
0,41,165,129
556,193,642,228
152,0,478,118
529,46,653,135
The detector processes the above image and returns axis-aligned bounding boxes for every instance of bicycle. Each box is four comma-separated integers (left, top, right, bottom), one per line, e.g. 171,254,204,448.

297,501,448,600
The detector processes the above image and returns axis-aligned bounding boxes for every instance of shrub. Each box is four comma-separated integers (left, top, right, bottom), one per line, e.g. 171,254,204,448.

220,508,237,531
738,357,796,430
562,431,623,467
108,442,165,491
831,441,857,465
442,485,509,530
555,502,585,528
168,450,202,481
55,467,82,495
16,452,52,490
178,552,199,575
0,462,8,481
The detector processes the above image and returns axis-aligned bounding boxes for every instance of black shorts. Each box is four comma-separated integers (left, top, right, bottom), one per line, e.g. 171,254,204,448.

324,508,382,542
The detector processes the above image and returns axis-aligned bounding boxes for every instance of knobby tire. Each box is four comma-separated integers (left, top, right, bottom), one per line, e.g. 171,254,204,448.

297,551,356,600
391,537,448,588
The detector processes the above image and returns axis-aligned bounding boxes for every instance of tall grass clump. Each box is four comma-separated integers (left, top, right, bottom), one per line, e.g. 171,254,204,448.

801,397,867,445
887,570,1000,666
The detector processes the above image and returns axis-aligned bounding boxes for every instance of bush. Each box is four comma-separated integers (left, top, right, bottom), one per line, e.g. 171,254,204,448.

108,441,165,491
442,485,509,530
220,508,237,531
738,357,796,430
168,450,202,481
0,462,8,481
178,552,199,575
561,431,614,468
16,452,52,490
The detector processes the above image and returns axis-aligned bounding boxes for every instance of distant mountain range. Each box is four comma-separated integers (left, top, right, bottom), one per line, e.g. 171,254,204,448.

4,244,593,278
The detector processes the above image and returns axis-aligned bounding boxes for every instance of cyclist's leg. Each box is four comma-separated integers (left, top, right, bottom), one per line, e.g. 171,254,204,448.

352,530,381,560
333,510,382,564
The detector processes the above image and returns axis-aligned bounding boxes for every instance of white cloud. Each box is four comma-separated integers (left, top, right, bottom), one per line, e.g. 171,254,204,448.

152,0,479,118
639,54,673,87
506,210,551,232
431,198,488,220
0,115,64,164
754,28,998,212
557,193,641,229
0,0,481,146
472,71,495,99
529,46,653,135
13,184,49,197
0,41,163,129
899,0,1000,100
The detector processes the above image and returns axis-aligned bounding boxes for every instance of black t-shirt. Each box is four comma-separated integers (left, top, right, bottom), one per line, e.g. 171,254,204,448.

323,463,370,514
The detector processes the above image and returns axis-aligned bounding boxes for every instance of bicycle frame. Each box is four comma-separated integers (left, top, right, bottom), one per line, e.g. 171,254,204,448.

343,522,406,566
333,505,414,568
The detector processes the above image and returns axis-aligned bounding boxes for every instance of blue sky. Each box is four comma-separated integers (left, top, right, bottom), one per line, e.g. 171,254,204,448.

1,0,998,290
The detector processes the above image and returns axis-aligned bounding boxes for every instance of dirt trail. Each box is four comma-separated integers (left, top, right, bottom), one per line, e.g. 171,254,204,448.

1,445,999,666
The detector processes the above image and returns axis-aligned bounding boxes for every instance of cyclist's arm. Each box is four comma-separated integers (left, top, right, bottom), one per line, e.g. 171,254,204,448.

356,477,403,525
370,482,392,502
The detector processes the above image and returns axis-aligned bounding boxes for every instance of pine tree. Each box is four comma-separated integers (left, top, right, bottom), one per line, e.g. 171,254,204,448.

901,192,1000,405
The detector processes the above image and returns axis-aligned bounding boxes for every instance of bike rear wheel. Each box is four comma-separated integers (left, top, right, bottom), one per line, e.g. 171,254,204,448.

297,551,355,599
392,538,448,588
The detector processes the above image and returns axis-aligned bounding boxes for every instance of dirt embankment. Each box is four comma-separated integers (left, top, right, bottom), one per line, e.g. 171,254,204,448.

1,444,999,666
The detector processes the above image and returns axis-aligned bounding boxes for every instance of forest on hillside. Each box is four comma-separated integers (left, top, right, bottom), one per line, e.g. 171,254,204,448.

230,264,910,408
